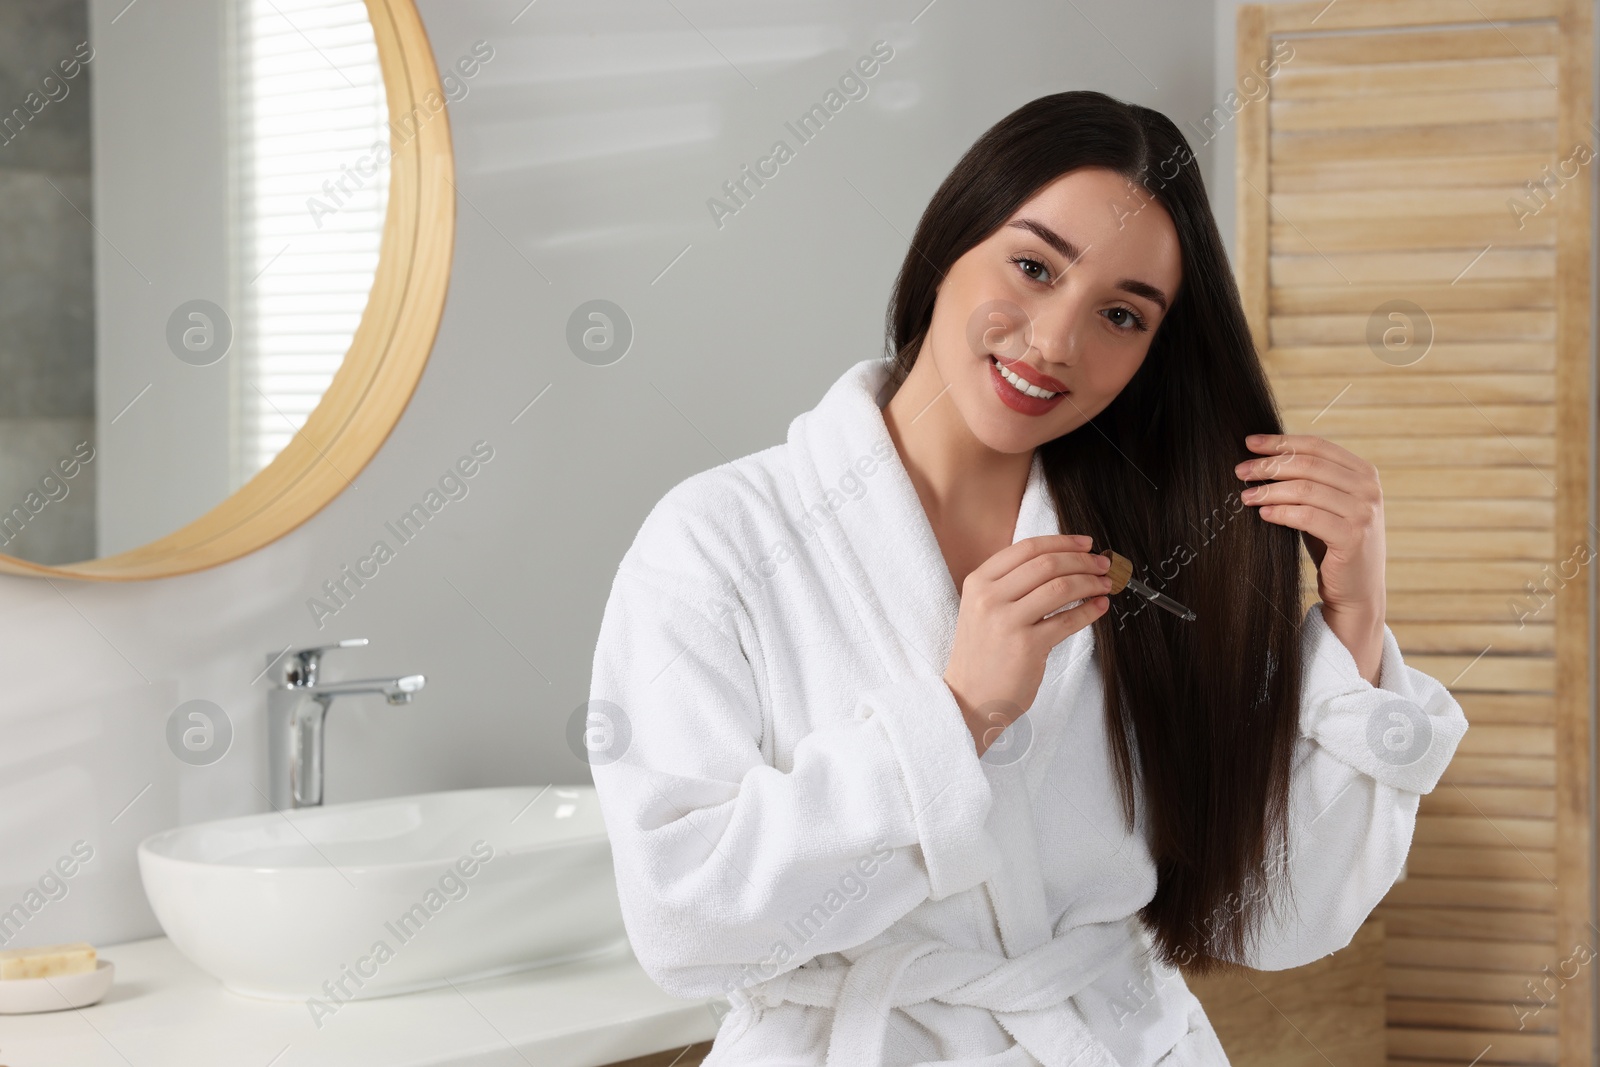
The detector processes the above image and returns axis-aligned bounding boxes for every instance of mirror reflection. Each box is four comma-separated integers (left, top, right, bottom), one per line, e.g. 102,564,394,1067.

0,0,392,566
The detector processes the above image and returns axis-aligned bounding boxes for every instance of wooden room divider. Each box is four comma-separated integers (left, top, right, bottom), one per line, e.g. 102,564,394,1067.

1235,1,1595,1063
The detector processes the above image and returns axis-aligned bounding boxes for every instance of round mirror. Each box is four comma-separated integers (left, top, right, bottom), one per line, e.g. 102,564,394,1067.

0,0,452,579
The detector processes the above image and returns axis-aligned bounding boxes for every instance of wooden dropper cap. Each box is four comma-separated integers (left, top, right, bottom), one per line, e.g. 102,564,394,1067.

1098,550,1133,595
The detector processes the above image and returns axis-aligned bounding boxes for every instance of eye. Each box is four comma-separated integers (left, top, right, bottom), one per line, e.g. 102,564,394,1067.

1102,305,1149,333
1008,251,1153,333
1008,253,1051,285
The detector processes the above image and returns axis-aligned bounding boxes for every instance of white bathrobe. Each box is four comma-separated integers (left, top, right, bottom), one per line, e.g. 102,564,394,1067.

587,357,1469,1067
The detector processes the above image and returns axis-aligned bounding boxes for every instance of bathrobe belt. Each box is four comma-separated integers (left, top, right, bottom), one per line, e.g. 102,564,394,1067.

732,913,1147,1067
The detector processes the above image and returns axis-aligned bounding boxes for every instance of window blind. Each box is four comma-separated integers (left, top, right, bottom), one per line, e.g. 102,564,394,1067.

234,0,390,486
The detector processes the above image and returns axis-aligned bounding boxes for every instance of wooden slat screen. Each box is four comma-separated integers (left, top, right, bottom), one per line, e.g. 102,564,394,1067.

1235,1,1594,1064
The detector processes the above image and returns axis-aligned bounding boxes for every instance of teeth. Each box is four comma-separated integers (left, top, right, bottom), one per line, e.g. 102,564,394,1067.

991,355,1061,399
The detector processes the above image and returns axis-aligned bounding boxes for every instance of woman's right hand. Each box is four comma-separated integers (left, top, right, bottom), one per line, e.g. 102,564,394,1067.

943,533,1112,757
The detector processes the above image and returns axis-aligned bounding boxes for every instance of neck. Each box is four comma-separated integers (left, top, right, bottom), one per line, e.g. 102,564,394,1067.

881,349,1033,531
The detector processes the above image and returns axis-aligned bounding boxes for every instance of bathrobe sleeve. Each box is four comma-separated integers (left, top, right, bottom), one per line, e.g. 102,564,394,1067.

586,561,1003,1002
1233,601,1469,971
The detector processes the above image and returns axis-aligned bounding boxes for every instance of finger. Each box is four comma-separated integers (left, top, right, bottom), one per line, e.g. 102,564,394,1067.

1241,478,1368,522
1013,566,1113,622
1251,500,1357,549
1237,448,1371,498
970,534,1093,589
1244,433,1373,481
993,550,1109,607
1036,593,1108,640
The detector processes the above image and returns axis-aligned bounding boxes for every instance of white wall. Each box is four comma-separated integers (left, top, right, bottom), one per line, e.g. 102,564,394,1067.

0,0,1216,950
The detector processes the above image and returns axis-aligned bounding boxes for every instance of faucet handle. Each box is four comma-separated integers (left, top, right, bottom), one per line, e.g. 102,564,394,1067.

275,638,370,686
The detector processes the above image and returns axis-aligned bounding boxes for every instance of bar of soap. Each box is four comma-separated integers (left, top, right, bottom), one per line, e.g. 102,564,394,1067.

0,942,96,980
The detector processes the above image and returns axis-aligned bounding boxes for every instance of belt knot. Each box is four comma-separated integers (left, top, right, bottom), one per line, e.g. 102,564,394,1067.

734,915,1146,1067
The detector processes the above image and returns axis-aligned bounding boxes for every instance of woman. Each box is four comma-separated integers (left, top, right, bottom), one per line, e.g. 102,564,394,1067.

586,91,1468,1067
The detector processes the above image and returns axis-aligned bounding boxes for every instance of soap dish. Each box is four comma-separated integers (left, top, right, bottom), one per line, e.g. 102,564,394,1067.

0,959,115,1014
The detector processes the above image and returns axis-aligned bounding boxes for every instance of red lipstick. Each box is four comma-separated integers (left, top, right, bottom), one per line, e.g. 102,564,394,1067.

996,356,1067,393
986,354,1068,416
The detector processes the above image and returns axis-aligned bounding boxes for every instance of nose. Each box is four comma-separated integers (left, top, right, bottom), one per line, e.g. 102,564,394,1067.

1024,287,1089,371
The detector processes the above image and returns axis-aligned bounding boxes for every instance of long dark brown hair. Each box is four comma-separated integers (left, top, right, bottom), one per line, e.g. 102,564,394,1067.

883,90,1304,975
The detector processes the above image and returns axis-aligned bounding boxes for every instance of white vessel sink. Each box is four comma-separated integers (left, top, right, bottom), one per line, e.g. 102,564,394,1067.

137,786,628,1002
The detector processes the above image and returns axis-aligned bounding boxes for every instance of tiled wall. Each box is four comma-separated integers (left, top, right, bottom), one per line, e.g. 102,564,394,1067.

0,0,96,565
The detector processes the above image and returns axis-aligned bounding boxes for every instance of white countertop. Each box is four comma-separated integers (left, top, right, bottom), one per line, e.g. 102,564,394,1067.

1,936,724,1067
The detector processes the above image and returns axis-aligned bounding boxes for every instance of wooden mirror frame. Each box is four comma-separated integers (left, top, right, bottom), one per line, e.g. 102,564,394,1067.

0,0,455,581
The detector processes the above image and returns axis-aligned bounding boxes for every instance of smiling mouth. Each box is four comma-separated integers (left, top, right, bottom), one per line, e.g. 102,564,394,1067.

988,355,1066,399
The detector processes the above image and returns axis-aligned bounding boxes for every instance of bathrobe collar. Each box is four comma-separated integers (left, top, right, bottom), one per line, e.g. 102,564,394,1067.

785,357,1066,685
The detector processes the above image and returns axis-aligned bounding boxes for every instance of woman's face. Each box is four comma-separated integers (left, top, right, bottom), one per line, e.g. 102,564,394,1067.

921,166,1183,454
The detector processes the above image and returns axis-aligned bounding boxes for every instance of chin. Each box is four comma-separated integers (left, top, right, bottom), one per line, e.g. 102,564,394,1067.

966,411,1050,455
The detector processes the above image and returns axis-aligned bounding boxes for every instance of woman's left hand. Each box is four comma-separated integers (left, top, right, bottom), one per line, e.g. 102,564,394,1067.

1235,432,1387,685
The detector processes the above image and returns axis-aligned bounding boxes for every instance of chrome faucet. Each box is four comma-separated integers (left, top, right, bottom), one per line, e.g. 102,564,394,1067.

266,639,424,809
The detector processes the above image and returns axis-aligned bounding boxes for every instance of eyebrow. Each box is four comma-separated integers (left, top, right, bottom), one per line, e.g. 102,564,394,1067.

1006,218,1170,315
